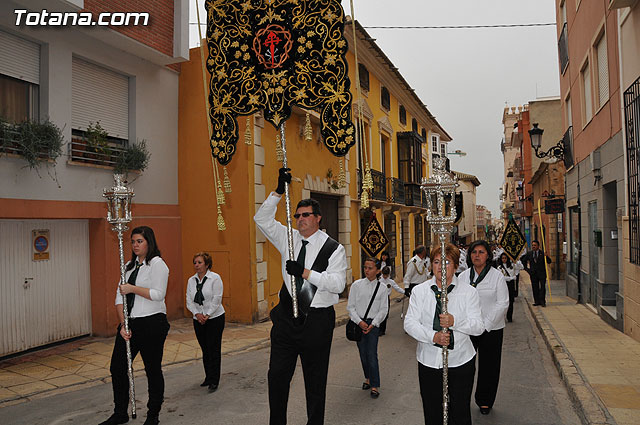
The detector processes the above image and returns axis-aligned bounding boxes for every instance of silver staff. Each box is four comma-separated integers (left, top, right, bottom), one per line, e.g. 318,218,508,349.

103,174,137,419
422,158,458,425
279,123,300,318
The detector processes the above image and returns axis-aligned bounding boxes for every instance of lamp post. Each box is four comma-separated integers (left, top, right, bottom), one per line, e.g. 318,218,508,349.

529,123,565,161
103,174,137,419
421,157,458,425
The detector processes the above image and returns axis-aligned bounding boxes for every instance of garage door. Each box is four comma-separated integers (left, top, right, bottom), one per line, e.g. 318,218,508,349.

0,220,91,356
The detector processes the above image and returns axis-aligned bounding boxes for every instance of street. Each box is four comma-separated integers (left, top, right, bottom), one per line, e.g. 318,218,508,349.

0,296,580,425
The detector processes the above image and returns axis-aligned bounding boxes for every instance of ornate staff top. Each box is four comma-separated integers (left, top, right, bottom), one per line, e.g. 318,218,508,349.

422,158,459,231
103,174,135,227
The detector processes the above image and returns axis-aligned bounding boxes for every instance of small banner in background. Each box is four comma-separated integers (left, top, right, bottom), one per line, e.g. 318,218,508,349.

359,214,388,258
499,216,526,262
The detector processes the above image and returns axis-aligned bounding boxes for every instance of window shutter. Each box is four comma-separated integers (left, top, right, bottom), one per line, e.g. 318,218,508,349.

582,63,592,121
0,30,40,84
72,57,129,139
596,36,609,108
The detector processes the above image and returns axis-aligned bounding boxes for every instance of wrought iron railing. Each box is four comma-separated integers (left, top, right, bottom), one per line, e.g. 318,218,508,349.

558,22,569,74
68,137,128,168
625,76,640,264
386,177,405,204
404,182,422,207
370,169,387,201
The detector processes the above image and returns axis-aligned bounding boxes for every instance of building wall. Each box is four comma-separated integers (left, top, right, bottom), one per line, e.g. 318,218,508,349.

619,5,640,91
529,98,563,175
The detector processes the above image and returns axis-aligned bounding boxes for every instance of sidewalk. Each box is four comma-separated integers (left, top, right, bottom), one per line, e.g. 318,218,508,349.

521,274,640,425
0,296,360,408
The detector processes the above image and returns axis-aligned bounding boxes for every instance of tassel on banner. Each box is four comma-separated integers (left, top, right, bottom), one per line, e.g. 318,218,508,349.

244,117,252,145
223,167,232,193
216,184,226,206
216,204,226,231
304,112,313,141
276,133,284,162
364,162,374,190
361,188,369,209
338,158,346,188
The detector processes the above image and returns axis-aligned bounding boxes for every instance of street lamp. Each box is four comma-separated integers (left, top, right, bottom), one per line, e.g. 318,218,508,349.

516,185,523,199
529,123,565,161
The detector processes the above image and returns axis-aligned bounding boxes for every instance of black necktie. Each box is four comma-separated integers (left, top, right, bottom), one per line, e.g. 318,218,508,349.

431,284,455,349
194,276,207,305
295,240,309,294
126,261,142,315
296,240,317,315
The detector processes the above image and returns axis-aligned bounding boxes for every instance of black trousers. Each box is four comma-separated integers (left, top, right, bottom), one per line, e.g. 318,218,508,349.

193,313,225,385
531,276,546,305
506,281,516,321
418,357,476,425
470,328,504,409
268,302,335,425
110,313,170,417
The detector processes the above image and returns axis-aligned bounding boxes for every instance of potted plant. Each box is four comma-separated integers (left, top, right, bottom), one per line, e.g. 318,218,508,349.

114,139,150,176
85,121,110,162
15,118,64,170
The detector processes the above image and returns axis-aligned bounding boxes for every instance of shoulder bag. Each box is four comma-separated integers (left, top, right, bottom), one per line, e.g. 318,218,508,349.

346,280,381,342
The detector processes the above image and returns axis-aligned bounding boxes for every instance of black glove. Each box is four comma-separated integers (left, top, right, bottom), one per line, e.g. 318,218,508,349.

275,167,292,194
286,260,304,277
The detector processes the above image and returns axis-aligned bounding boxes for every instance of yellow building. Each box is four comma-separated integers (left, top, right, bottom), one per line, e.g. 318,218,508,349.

178,21,452,323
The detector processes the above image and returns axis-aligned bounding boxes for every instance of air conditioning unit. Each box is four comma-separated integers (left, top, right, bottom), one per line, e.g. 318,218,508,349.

609,0,638,10
590,150,601,172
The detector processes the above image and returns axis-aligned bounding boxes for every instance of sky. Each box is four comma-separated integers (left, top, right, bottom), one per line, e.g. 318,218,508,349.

188,0,560,218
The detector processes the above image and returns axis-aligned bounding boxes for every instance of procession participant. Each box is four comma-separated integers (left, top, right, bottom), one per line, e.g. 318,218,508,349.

403,245,430,297
404,243,484,425
521,240,552,307
497,253,522,322
254,167,347,425
347,258,390,398
459,240,509,415
186,252,225,393
378,251,403,335
99,226,170,425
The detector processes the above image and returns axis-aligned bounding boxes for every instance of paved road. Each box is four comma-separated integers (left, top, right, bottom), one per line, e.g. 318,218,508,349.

0,296,581,424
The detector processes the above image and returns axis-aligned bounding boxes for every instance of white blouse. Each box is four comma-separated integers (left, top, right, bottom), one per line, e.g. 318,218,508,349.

115,256,169,318
186,270,225,319
497,261,523,282
458,267,509,332
404,276,484,368
347,277,389,328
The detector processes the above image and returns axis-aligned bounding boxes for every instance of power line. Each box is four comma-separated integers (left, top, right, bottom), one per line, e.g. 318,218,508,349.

363,23,556,29
188,22,556,29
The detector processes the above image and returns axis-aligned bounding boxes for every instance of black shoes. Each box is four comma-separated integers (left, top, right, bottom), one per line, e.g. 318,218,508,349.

143,415,159,425
370,388,380,398
200,380,209,387
208,383,218,393
479,406,491,415
362,382,371,390
98,413,129,425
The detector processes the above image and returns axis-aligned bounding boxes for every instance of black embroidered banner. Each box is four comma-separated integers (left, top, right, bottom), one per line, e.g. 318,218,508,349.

500,216,526,262
205,0,356,165
359,214,388,258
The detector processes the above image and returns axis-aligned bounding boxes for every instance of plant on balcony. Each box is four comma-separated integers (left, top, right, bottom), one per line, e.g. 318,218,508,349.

114,139,150,176
85,121,111,157
13,119,64,168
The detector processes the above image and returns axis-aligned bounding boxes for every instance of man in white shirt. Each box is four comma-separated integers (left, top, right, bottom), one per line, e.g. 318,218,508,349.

403,245,430,297
254,168,347,425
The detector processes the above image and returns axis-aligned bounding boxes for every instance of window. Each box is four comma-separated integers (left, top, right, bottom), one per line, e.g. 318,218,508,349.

565,94,572,129
358,63,369,92
0,30,40,123
380,86,390,110
399,105,406,125
569,207,580,275
72,57,129,141
411,118,418,132
380,133,388,176
595,34,609,109
431,134,439,157
581,61,592,123
415,215,423,247
397,131,422,183
421,128,426,140
440,142,446,157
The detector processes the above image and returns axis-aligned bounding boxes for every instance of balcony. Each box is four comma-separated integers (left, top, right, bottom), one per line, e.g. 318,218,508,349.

404,182,422,207
68,138,128,169
386,177,405,204
558,22,569,74
357,168,387,202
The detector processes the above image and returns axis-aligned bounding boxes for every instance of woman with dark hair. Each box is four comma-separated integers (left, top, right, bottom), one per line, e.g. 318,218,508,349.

404,243,484,424
459,240,509,416
186,252,225,393
99,226,170,425
498,253,522,323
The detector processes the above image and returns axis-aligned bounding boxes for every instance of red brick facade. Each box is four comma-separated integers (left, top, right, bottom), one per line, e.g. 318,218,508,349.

84,0,174,57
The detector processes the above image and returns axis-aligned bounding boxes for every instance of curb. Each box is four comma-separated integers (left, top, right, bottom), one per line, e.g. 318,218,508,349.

526,299,615,425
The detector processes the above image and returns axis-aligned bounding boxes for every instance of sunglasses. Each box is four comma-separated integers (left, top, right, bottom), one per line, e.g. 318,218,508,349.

293,212,316,219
